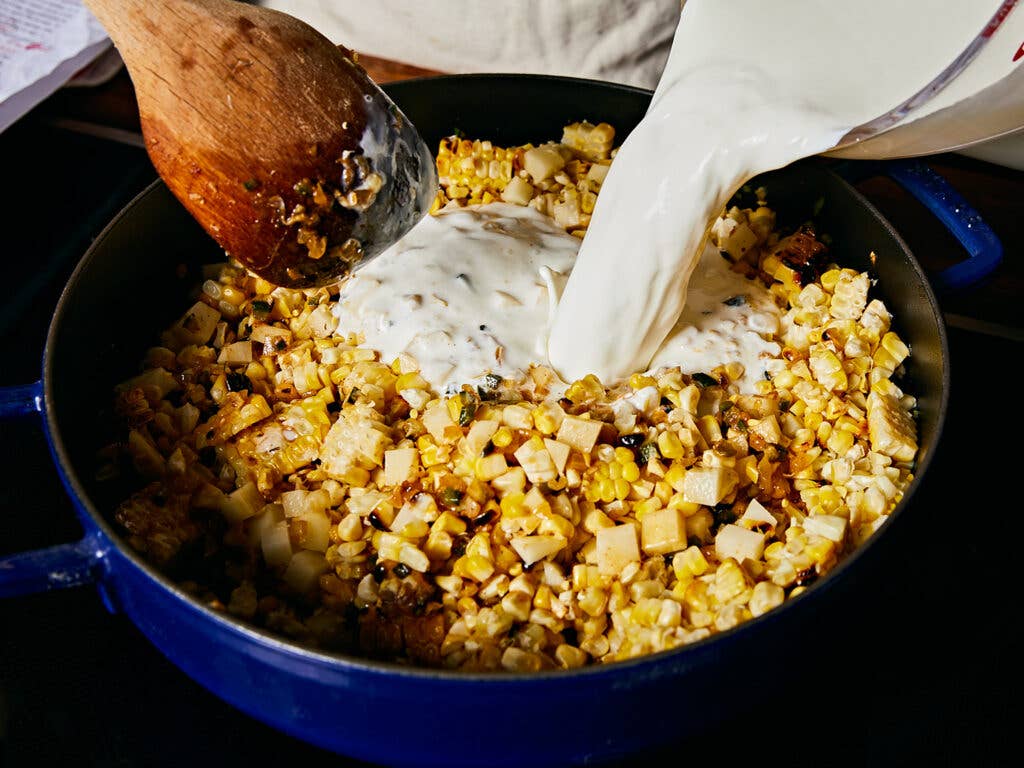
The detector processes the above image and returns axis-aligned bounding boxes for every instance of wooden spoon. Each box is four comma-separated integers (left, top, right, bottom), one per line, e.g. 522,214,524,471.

83,0,437,288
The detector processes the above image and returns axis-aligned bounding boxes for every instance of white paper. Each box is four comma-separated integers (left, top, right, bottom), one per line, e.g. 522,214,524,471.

0,0,110,132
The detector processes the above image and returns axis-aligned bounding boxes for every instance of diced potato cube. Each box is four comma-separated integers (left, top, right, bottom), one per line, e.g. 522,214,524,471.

221,481,263,523
491,466,527,497
543,438,570,475
510,535,567,567
513,441,557,484
748,415,783,446
281,488,329,518
218,340,254,366
422,400,458,443
391,493,439,537
384,447,419,486
261,520,293,567
501,404,533,430
169,300,220,346
738,498,777,530
802,514,848,543
248,502,284,549
596,523,640,576
640,508,687,556
295,510,331,552
501,176,534,206
283,550,328,592
714,524,765,563
681,466,738,506
586,163,610,184
476,452,510,481
464,419,500,457
556,415,603,454
523,146,566,182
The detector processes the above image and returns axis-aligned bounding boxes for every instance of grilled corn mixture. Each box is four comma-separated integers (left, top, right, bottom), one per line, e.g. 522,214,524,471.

106,122,918,672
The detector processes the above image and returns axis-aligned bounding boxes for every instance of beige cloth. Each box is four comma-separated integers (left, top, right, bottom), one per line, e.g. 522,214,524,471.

260,1,682,89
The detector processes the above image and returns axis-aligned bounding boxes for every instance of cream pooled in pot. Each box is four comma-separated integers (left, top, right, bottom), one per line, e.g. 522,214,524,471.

331,200,783,396
332,203,578,392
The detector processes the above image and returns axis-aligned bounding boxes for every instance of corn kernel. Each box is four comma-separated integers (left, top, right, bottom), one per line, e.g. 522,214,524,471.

657,430,685,460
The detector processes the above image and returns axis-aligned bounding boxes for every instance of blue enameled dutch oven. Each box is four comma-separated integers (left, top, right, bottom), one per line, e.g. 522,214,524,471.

0,76,1003,768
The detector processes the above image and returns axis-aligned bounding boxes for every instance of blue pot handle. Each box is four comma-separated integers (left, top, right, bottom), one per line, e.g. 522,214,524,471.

0,381,107,598
833,159,1004,293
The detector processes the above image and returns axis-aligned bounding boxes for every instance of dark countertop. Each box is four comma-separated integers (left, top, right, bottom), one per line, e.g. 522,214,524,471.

1,69,1021,768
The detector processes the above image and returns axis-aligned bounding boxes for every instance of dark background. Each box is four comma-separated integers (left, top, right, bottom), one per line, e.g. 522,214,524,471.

1,76,1021,767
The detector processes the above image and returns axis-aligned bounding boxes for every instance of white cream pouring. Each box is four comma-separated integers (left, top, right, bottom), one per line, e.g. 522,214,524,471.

548,0,1004,383
335,1,1006,396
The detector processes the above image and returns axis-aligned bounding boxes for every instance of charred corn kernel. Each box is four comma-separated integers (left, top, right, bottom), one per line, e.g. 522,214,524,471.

492,426,513,448
565,374,604,403
337,514,363,542
673,546,709,579
399,544,430,573
578,586,609,617
764,541,785,561
424,529,453,560
657,431,685,460
433,511,467,535
749,581,785,617
608,580,629,612
773,370,798,389
804,536,835,566
583,507,615,533
666,494,701,515
464,555,494,582
532,403,563,435
614,447,634,465
809,346,848,391
416,436,449,467
629,374,657,390
683,579,710,613
500,590,532,622
664,463,687,492
654,481,673,505
533,584,554,611
396,372,429,391
630,495,663,520
475,453,509,481
555,644,588,669
500,492,527,518
714,559,748,602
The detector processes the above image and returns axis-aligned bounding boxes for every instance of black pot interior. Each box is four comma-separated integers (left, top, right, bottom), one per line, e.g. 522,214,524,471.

47,74,944,589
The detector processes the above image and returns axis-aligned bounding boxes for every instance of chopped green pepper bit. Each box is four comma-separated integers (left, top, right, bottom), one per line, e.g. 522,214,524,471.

440,488,464,507
692,372,718,388
458,402,477,426
638,442,659,464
